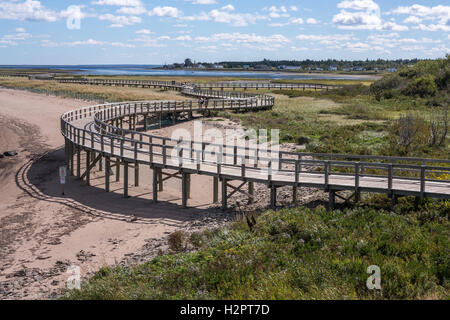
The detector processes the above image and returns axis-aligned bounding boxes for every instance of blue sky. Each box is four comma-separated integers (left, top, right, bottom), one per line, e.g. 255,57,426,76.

0,0,449,64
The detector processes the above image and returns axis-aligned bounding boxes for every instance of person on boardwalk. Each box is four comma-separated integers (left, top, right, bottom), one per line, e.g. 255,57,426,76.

198,97,204,109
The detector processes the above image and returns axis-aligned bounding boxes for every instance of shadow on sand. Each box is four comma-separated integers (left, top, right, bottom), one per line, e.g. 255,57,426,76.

15,147,228,227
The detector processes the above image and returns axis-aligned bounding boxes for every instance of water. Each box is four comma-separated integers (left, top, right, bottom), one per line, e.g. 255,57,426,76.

0,64,375,80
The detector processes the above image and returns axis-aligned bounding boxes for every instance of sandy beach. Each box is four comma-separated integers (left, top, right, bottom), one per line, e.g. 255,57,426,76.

0,87,325,299
0,88,221,299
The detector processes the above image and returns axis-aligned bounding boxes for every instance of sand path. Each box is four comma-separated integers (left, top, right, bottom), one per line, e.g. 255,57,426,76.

0,88,231,299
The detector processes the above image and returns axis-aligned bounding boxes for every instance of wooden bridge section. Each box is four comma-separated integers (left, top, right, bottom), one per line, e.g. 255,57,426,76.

60,81,450,210
56,78,341,91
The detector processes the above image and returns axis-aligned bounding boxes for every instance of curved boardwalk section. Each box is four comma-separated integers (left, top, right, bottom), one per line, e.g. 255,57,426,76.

61,81,450,210
57,78,342,91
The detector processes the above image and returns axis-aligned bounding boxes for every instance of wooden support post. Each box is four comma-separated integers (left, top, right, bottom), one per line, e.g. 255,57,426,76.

390,194,397,211
99,156,103,172
152,167,158,203
354,163,360,203
123,162,129,198
135,162,139,187
182,172,188,208
248,182,254,204
85,150,91,186
69,142,74,176
221,178,227,210
329,190,335,211
414,196,420,209
116,159,120,182
270,185,277,209
76,148,81,178
158,168,163,191
187,174,191,199
213,176,219,203
64,139,69,168
105,156,110,192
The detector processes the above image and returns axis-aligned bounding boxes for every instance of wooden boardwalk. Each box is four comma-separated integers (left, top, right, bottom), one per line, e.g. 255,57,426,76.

56,78,342,91
61,81,450,210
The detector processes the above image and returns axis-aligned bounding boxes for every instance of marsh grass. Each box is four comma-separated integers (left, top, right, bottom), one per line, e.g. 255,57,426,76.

65,198,449,300
0,77,188,102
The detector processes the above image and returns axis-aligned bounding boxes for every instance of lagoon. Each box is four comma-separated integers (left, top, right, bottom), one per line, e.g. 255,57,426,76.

0,64,378,80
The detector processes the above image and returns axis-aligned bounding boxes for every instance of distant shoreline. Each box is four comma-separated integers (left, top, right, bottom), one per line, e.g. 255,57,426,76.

153,67,382,79
0,66,381,81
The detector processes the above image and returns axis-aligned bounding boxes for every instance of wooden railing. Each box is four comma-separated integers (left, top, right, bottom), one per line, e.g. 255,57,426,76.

61,99,450,200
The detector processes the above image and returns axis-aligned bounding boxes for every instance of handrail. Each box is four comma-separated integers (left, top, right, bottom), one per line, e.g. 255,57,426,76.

60,80,450,200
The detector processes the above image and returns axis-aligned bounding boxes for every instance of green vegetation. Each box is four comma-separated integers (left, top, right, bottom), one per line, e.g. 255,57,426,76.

189,58,420,73
371,56,449,105
0,77,188,102
65,197,449,300
219,56,449,159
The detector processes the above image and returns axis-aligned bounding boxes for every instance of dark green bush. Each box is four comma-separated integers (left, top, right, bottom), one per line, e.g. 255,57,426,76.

403,75,438,98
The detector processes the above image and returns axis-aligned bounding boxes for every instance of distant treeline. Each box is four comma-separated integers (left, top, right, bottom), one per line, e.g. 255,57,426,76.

213,58,420,70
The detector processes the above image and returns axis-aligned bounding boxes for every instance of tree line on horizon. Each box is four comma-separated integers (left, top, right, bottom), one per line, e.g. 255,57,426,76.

165,58,424,71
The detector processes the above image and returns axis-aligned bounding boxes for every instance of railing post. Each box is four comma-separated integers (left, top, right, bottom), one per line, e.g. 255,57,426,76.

388,164,393,193
162,140,167,166
420,166,426,197
355,162,360,202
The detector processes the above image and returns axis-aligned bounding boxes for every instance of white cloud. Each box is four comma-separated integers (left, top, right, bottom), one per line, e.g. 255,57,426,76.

148,6,180,18
333,0,408,31
306,18,319,24
116,6,146,15
98,14,141,27
40,38,137,48
296,34,356,45
194,32,290,50
416,23,450,32
220,5,235,12
291,18,304,25
290,46,309,51
210,8,264,26
0,29,32,47
92,0,142,6
111,42,135,48
0,0,59,22
333,10,381,29
389,4,450,23
135,29,151,34
182,6,267,27
388,5,450,32
174,35,192,41
403,16,422,24
338,0,380,13
191,0,218,4
263,6,290,19
65,39,105,46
